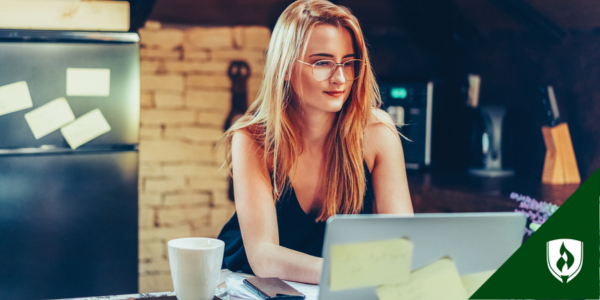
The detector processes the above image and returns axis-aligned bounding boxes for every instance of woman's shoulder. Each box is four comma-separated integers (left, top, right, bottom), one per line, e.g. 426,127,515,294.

231,130,273,173
365,108,397,140
364,108,400,168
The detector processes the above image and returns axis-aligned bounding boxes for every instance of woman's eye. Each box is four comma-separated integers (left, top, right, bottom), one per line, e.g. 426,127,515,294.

315,61,330,67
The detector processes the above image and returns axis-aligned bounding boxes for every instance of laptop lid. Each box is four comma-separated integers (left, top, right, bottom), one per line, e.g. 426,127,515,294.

318,212,526,300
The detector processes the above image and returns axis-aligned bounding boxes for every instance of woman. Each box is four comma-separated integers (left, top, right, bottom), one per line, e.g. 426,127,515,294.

217,0,413,284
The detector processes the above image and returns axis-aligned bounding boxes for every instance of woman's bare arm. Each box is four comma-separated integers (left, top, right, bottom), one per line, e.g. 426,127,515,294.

365,110,414,214
231,131,323,283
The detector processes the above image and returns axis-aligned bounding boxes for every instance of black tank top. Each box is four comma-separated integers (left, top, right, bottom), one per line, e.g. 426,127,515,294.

217,160,375,274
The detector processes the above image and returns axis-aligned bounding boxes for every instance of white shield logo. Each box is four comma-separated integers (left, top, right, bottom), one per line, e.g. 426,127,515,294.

546,239,583,283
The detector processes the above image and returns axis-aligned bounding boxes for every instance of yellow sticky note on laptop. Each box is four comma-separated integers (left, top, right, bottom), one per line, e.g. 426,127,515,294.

61,108,110,149
461,270,495,297
330,238,412,291
376,258,468,300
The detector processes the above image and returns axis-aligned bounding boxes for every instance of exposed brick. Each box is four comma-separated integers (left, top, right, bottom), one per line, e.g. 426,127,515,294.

141,74,184,92
232,26,245,48
140,126,162,140
140,48,182,60
139,206,156,228
247,60,266,76
145,177,186,193
192,223,224,238
164,193,211,206
213,144,227,165
212,189,233,206
184,50,210,61
143,20,162,31
139,224,193,241
248,76,263,105
139,258,171,273
139,241,164,260
164,126,223,143
139,192,162,206
189,177,228,191
139,28,184,50
186,61,230,75
186,75,231,89
140,92,154,108
197,110,229,128
139,140,214,163
139,274,173,293
163,164,227,178
140,109,195,125
185,90,230,111
210,49,264,62
140,60,162,74
210,203,236,226
186,27,233,49
158,206,210,226
245,26,271,50
155,92,184,109
139,163,163,176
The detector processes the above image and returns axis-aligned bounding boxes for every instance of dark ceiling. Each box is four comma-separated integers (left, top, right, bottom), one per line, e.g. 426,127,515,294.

142,0,600,31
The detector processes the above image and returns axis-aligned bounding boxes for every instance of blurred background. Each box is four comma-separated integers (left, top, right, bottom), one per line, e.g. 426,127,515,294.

138,0,600,178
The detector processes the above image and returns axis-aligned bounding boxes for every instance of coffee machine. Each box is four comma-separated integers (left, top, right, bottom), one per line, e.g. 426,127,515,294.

468,105,514,177
380,81,434,170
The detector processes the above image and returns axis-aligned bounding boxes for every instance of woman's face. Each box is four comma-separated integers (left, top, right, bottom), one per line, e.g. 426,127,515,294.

291,24,356,114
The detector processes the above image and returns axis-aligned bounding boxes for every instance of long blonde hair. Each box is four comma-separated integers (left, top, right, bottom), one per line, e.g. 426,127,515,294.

221,0,384,221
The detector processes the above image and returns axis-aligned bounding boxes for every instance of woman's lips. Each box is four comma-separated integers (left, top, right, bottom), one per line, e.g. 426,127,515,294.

324,91,344,97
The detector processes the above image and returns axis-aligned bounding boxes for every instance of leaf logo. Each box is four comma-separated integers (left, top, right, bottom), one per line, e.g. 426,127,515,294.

547,239,583,283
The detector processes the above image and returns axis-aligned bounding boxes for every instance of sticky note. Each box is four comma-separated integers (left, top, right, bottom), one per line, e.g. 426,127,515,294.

0,81,33,116
376,258,468,300
460,270,495,297
66,68,110,96
24,97,75,139
330,238,412,291
61,109,110,149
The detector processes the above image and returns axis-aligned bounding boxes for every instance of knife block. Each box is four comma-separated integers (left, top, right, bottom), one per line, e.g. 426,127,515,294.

541,123,580,184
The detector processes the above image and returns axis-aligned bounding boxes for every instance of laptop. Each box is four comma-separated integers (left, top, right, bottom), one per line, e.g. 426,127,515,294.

318,212,526,300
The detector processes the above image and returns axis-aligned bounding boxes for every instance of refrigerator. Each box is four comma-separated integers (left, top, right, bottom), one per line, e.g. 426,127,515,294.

0,30,139,299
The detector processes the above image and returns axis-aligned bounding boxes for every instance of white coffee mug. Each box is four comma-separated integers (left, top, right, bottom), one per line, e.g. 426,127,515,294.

168,237,225,300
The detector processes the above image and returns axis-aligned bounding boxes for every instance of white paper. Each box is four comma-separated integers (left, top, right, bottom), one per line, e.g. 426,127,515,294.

0,81,33,116
226,274,319,300
60,108,111,149
66,68,110,97
24,97,75,139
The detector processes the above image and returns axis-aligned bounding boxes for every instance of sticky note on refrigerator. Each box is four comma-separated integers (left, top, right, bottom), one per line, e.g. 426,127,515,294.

0,81,33,116
330,238,412,291
61,109,110,149
461,269,495,297
66,68,110,96
376,258,468,300
24,97,75,139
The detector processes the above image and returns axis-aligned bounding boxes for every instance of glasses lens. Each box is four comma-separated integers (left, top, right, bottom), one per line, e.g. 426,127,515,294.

342,60,360,80
313,60,336,81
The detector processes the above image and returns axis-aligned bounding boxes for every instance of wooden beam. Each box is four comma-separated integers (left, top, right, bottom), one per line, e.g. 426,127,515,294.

0,0,129,31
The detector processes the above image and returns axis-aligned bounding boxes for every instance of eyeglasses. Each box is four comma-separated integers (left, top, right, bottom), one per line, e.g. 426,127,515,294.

296,59,362,82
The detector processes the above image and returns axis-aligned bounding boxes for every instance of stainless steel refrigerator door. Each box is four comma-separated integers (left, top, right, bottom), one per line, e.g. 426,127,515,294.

0,151,138,299
0,39,139,149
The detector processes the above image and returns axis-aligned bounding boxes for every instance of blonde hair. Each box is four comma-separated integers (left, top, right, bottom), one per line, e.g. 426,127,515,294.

220,0,385,221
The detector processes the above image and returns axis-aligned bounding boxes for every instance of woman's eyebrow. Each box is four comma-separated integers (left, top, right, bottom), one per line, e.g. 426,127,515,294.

308,53,356,58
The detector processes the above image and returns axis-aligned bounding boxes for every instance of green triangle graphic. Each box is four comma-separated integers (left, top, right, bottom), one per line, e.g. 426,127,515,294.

471,169,599,299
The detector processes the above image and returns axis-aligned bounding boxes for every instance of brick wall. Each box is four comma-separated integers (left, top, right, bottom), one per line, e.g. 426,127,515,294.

137,21,269,293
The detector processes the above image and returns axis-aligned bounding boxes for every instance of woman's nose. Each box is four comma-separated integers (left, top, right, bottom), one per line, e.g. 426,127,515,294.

329,65,346,84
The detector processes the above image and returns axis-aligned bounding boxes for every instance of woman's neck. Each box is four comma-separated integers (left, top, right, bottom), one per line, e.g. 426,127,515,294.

301,109,336,154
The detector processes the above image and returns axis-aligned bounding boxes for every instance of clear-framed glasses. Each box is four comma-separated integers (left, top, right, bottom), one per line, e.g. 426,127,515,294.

296,59,362,82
